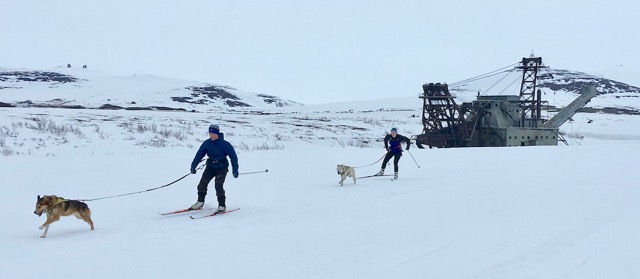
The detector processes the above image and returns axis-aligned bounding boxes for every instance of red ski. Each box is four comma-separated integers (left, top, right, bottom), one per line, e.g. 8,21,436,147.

190,208,240,219
159,208,203,216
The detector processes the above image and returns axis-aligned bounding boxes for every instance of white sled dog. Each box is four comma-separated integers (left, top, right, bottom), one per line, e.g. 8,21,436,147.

336,164,356,186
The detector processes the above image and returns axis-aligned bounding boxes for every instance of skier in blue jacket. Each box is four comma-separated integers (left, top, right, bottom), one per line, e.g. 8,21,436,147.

375,128,410,179
189,124,239,212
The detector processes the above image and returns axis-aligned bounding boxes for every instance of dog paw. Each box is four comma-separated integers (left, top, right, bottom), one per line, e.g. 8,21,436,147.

39,226,45,230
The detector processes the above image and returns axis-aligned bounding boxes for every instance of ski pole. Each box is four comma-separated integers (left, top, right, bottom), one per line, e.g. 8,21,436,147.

407,150,421,168
239,169,269,176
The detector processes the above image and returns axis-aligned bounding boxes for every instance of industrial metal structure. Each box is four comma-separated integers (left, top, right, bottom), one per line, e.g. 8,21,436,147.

415,56,598,148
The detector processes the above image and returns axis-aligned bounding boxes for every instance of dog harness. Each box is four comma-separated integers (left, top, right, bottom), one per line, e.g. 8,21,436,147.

47,197,67,214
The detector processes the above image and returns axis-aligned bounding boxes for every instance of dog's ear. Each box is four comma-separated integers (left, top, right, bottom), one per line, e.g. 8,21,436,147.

37,195,41,201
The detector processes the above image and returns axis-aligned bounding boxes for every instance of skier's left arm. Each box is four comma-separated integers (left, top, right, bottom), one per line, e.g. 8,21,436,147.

403,135,411,150
227,143,239,178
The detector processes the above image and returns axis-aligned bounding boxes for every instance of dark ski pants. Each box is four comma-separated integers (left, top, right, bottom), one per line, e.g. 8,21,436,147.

381,152,401,172
197,167,228,206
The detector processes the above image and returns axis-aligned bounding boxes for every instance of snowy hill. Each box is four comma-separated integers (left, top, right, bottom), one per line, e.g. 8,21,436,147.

0,67,301,111
541,69,640,95
2,65,640,118
3,65,640,114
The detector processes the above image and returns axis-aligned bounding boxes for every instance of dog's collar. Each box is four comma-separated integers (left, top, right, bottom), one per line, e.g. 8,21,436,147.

47,198,67,214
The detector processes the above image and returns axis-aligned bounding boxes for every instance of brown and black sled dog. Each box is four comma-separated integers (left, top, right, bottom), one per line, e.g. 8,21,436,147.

33,195,94,238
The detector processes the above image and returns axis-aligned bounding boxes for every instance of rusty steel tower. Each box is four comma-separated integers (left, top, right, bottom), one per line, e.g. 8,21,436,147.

517,55,548,125
417,83,470,148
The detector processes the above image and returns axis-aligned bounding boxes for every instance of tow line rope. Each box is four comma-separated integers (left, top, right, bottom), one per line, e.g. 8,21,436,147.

75,163,206,202
352,153,386,169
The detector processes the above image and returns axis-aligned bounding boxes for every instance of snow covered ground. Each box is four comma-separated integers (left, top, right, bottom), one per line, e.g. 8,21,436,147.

1,100,640,278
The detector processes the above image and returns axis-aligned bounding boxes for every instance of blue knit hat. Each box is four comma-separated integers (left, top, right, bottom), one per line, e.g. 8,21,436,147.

208,124,220,135
390,127,397,133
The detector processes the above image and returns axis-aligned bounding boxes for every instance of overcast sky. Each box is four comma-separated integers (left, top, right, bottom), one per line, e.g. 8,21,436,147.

1,0,638,104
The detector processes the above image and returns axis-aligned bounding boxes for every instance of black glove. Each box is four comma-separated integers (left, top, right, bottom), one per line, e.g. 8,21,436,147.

232,169,239,178
190,168,196,174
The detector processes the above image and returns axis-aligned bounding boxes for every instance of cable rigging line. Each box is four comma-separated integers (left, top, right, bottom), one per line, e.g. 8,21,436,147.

482,69,516,94
497,75,523,95
448,61,520,88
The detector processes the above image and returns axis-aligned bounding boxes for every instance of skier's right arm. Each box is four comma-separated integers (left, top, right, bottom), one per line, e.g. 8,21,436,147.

384,135,390,151
191,142,207,172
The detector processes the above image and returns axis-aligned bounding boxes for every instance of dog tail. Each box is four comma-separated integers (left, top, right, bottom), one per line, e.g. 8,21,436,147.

77,201,89,210
79,202,91,217
63,200,89,212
